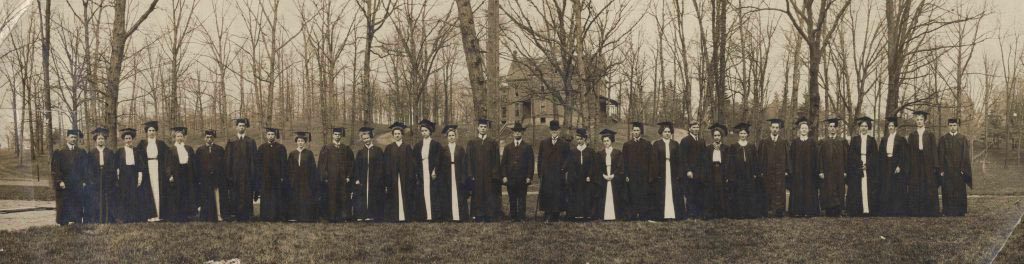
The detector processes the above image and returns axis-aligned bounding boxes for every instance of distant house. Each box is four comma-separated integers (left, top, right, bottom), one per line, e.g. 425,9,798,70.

498,54,620,127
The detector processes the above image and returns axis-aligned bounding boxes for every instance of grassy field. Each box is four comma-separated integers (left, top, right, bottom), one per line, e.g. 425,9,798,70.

0,196,1020,263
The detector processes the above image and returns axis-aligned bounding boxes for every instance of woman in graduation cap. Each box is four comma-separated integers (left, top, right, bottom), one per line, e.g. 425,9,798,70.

413,119,443,221
563,128,597,221
846,117,880,216
787,117,822,217
439,125,469,221
137,121,170,221
701,123,730,219
728,123,761,219
651,122,683,220
166,127,199,221
115,128,152,222
879,116,909,216
594,129,625,220
288,132,321,222
85,127,117,223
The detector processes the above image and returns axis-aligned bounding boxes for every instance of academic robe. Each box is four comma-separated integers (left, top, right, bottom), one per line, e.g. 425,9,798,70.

758,136,790,216
651,139,684,220
818,136,849,213
353,144,386,220
846,135,880,216
788,137,821,216
537,137,571,214
413,139,443,221
594,148,626,220
288,148,320,222
166,144,199,221
384,141,417,222
116,145,152,222
318,143,355,222
51,145,89,225
728,142,760,219
501,140,534,221
677,134,706,218
137,139,170,220
257,141,289,221
906,128,940,216
937,133,972,216
195,143,225,221
224,135,258,221
467,135,502,220
85,147,117,223
879,133,909,216
622,137,653,219
439,143,470,221
563,146,598,219
702,144,730,219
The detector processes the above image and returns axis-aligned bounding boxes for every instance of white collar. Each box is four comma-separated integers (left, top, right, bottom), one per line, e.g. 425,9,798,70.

799,136,809,141
174,142,185,147
297,147,305,152
663,138,672,143
237,133,245,139
950,132,958,136
395,140,403,146
68,144,76,150
605,146,613,152
514,139,522,145
423,137,432,143
479,134,487,140
577,144,587,151
633,137,642,142
333,140,342,146
96,146,106,151
738,140,748,146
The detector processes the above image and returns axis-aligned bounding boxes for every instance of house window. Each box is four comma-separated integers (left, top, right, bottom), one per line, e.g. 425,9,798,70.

540,117,546,123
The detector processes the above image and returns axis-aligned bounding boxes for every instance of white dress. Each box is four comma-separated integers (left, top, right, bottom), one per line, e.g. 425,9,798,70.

859,136,870,214
663,140,676,219
603,148,616,220
420,139,433,220
146,139,160,218
449,143,460,221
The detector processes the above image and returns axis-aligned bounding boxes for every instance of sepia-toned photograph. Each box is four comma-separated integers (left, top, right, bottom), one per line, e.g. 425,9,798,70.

0,0,1022,262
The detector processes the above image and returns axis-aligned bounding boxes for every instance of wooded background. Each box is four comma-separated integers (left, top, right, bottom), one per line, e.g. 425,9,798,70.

0,0,1021,164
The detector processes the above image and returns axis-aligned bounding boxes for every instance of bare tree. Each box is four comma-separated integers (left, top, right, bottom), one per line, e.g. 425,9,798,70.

100,0,159,144
356,0,398,125
162,0,200,127
197,0,239,129
454,0,490,120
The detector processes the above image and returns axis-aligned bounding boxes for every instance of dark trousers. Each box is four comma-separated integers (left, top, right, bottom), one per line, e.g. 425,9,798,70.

507,180,528,221
684,178,703,218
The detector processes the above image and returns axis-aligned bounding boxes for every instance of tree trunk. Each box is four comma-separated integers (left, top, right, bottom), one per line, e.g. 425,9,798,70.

455,0,490,120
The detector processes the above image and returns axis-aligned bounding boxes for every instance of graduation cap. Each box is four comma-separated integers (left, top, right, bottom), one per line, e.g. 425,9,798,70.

948,118,960,124
824,117,841,126
709,123,728,134
795,117,810,126
441,125,458,135
767,118,785,128
733,123,751,133
143,121,159,131
885,116,899,126
549,120,561,131
332,127,346,137
120,128,137,139
477,118,492,126
418,119,436,133
855,117,874,129
575,128,588,139
264,127,281,139
294,131,311,142
234,118,250,127
91,127,110,139
389,121,407,132
358,127,375,136
66,129,84,138
171,126,188,136
204,129,218,137
598,129,617,142
510,122,527,132
657,121,674,133
912,110,929,118
630,121,644,134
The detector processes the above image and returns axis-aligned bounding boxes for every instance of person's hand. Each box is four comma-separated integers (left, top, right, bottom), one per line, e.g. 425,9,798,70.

346,178,351,183
503,177,508,184
137,174,143,187
818,173,825,179
355,180,360,185
626,177,630,183
526,178,531,185
895,167,901,174
59,181,65,190
170,176,175,183
586,177,591,182
431,171,437,180
940,172,945,176
687,171,694,178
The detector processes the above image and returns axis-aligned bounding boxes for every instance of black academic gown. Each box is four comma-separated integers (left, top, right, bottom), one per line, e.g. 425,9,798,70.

622,138,653,219
224,135,258,221
384,141,417,222
86,147,117,223
413,139,444,221
938,133,972,216
195,143,225,221
353,144,386,220
788,137,821,216
594,148,626,220
257,141,289,221
651,139,685,219
137,139,171,220
318,142,354,222
564,146,598,219
906,128,940,216
728,142,760,219
51,145,89,225
758,136,789,216
467,135,501,220
167,144,199,221
537,137,571,214
818,136,848,214
501,140,534,221
846,135,880,216
677,135,705,217
116,146,152,222
288,148,320,222
439,143,470,221
702,144,730,219
879,133,909,216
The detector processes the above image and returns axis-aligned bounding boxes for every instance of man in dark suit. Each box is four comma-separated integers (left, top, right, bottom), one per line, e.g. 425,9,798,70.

502,122,534,221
